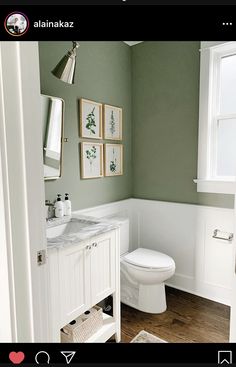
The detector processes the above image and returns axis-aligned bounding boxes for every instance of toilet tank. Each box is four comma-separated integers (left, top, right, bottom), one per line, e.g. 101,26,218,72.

104,214,130,255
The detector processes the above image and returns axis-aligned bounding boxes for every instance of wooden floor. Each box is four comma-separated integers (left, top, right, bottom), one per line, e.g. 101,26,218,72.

121,286,230,343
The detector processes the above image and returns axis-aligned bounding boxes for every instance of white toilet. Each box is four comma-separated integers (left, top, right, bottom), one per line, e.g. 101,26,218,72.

114,216,175,314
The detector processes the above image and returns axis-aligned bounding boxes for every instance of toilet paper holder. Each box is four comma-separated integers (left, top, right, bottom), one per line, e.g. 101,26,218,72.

212,229,234,241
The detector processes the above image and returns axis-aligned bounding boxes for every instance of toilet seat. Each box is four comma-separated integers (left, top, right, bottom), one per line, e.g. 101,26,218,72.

123,248,175,271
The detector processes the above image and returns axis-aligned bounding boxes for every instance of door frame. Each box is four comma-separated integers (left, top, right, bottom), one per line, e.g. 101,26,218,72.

0,122,16,342
230,195,236,341
0,41,49,342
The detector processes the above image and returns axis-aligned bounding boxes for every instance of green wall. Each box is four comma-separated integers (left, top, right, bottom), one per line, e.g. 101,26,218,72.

131,41,234,208
39,42,132,210
39,41,234,210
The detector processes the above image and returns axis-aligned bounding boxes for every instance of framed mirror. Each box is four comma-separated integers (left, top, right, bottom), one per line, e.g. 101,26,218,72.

41,94,64,180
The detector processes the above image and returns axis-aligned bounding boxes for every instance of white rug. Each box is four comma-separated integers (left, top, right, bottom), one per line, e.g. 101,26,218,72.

130,330,167,343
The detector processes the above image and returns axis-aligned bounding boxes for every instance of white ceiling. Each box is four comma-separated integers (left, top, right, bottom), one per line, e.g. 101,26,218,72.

123,41,143,46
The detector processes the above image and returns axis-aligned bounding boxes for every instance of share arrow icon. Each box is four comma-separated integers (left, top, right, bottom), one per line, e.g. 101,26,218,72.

61,351,76,364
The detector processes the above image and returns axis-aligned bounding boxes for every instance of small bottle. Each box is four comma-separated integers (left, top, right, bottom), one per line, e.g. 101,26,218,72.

54,194,64,218
64,193,72,216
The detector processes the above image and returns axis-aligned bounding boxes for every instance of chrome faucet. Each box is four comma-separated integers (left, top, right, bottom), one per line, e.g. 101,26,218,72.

45,200,55,221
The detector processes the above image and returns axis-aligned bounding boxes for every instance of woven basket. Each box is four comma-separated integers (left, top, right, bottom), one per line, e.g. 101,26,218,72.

61,305,103,343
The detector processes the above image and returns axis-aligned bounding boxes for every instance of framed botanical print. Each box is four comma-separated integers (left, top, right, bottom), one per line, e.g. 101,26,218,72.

80,98,102,139
103,104,122,140
80,142,103,179
104,144,123,176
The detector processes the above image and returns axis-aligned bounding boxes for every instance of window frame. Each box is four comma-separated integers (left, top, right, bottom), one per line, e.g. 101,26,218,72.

196,41,236,194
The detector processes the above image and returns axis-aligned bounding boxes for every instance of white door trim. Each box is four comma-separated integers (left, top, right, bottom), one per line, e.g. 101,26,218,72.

230,194,236,341
0,94,16,341
0,41,49,342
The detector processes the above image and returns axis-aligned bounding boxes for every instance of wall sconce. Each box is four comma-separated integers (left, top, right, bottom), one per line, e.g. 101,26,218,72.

51,41,80,85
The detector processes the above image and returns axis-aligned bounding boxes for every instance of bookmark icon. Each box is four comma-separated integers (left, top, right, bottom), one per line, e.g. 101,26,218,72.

60,351,76,364
218,351,232,364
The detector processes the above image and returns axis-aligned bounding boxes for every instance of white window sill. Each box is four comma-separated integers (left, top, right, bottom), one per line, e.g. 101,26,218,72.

193,179,236,194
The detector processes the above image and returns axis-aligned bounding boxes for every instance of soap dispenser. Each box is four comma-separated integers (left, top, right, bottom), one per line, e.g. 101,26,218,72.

55,194,64,218
64,193,72,216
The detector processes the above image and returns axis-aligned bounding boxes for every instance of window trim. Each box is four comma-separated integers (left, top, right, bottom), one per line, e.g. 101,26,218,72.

196,41,236,194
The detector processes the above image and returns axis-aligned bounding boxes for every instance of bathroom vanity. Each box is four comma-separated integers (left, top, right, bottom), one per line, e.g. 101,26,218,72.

46,215,120,342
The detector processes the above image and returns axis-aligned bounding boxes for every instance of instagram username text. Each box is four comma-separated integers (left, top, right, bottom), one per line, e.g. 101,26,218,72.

34,20,74,28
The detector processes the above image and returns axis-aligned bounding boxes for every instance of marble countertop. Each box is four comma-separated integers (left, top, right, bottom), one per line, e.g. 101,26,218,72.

46,214,119,249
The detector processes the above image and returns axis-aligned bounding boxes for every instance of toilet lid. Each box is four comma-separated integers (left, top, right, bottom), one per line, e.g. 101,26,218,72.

123,248,175,270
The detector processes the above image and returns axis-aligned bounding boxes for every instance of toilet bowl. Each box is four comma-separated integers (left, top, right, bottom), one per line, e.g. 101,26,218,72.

121,248,175,314
103,214,175,314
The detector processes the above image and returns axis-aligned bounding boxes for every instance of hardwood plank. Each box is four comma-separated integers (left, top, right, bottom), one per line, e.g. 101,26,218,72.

121,286,230,343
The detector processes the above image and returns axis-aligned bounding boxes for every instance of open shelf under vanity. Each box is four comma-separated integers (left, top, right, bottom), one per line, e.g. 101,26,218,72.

85,313,116,343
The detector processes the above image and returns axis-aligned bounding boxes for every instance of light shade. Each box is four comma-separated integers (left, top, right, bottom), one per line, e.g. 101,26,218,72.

51,41,79,85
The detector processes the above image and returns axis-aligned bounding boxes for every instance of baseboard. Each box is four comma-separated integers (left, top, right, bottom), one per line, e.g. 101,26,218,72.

166,272,231,306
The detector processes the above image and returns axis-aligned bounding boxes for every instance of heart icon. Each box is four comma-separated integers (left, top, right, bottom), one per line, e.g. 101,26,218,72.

9,351,25,364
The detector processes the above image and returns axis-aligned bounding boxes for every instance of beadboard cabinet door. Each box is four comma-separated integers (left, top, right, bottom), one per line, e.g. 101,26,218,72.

90,230,116,305
58,243,90,327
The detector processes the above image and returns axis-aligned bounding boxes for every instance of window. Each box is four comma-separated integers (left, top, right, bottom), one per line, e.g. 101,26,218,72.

196,42,236,194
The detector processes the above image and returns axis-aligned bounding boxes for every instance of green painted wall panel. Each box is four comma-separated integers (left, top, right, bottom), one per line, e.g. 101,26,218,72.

39,41,132,210
39,41,234,210
131,41,234,208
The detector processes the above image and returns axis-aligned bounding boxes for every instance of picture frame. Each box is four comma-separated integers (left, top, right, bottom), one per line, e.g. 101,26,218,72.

80,142,103,179
104,144,123,176
103,104,122,140
80,98,103,139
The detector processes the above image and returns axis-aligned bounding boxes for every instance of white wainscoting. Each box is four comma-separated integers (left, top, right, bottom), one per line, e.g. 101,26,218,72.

132,199,234,305
76,198,235,305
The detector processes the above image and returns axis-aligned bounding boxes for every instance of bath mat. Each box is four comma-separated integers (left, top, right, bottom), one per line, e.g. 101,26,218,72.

130,330,167,343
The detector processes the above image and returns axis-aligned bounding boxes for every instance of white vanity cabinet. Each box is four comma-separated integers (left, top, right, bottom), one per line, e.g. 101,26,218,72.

90,230,116,305
47,228,120,343
58,242,90,326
